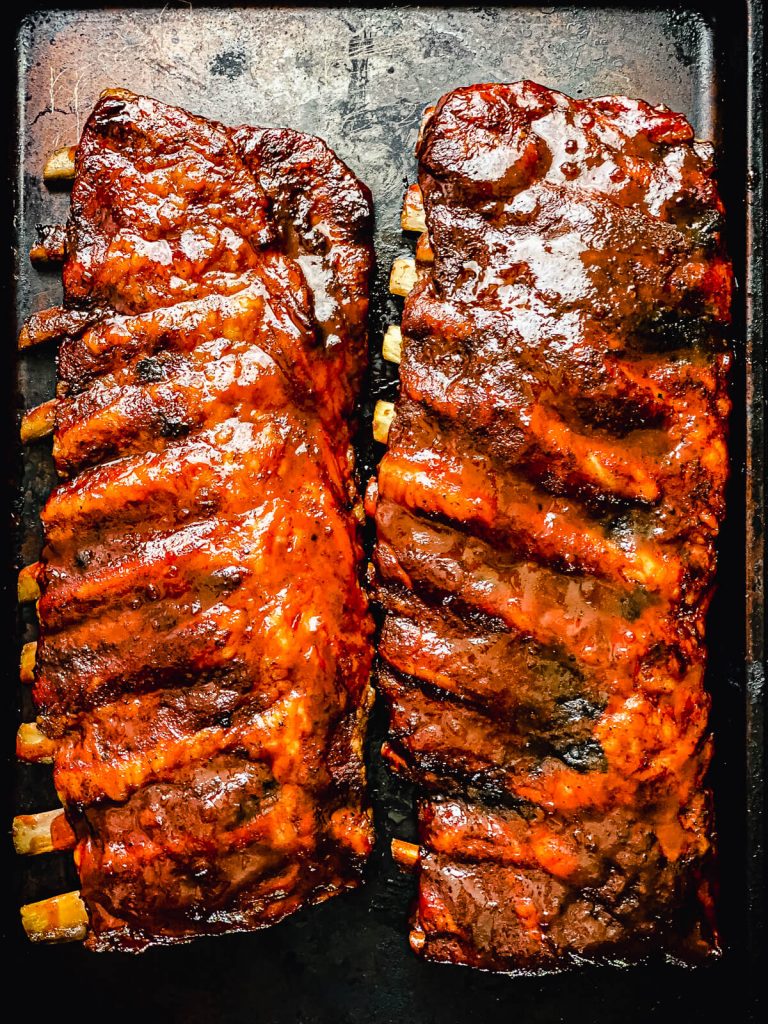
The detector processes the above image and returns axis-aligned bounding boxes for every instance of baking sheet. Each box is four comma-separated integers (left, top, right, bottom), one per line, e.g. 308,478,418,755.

4,4,764,1021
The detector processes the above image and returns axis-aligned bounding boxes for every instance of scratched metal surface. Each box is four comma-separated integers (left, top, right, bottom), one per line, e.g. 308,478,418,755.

6,4,759,1023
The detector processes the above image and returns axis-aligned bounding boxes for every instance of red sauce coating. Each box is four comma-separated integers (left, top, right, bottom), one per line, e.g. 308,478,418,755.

372,81,730,969
27,90,374,951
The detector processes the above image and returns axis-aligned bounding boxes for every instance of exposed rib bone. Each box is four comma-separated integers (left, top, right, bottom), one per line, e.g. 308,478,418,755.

21,399,57,443
417,105,436,145
401,184,427,233
389,257,418,297
20,641,37,683
21,891,87,943
19,305,97,349
391,837,420,870
382,325,403,364
43,146,77,184
415,232,434,263
16,722,56,764
373,401,395,444
18,562,42,603
30,225,68,266
13,809,74,855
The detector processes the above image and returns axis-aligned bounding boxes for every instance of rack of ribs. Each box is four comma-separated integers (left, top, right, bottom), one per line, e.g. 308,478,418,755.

15,90,375,951
371,81,731,969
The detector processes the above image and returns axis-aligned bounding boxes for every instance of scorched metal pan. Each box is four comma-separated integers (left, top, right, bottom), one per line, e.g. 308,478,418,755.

2,3,764,1021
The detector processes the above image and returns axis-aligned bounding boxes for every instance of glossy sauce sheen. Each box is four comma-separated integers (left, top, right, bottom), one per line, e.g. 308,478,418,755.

369,82,731,969
28,91,375,951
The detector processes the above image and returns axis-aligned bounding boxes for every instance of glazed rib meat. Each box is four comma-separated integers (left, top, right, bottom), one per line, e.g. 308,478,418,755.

369,82,731,968
26,90,374,950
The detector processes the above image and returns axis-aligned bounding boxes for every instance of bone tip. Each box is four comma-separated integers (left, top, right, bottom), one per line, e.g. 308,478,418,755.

382,324,402,364
29,243,48,265
29,229,67,267
20,400,57,444
389,257,418,297
20,641,37,683
100,87,132,99
16,722,56,764
21,891,87,943
401,184,427,234
373,401,395,444
43,146,76,184
13,809,60,855
18,564,42,603
391,837,420,870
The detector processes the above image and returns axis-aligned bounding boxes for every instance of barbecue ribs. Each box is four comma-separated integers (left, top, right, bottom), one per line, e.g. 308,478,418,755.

23,90,374,950
370,82,731,968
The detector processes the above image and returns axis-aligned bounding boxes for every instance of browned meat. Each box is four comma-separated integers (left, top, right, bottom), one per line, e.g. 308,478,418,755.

370,81,730,969
25,90,374,951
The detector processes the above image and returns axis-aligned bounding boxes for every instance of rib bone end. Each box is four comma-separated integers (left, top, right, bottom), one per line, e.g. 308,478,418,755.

401,184,427,233
373,401,395,444
43,146,76,185
389,257,417,297
20,400,57,444
382,325,402,364
16,722,56,764
20,641,37,683
13,809,71,855
18,563,42,604
21,891,87,943
30,225,68,266
391,838,420,871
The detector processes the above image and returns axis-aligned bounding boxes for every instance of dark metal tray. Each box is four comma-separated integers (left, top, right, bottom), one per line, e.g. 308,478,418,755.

3,3,764,1021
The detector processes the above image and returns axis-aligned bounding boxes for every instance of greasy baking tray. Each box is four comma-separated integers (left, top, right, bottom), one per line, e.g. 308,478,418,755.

2,3,764,1021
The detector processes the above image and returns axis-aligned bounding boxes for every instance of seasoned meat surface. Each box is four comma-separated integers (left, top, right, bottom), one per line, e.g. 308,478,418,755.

370,81,730,969
28,90,374,951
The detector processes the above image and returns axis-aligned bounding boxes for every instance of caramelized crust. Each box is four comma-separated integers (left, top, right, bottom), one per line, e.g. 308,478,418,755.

25,90,374,950
372,81,730,969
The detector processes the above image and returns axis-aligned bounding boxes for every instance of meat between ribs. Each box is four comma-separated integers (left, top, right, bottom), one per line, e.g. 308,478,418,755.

370,81,731,969
26,90,375,950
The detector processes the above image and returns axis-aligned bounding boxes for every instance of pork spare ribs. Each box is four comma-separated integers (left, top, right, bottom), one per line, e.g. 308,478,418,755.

370,81,731,969
22,90,374,951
